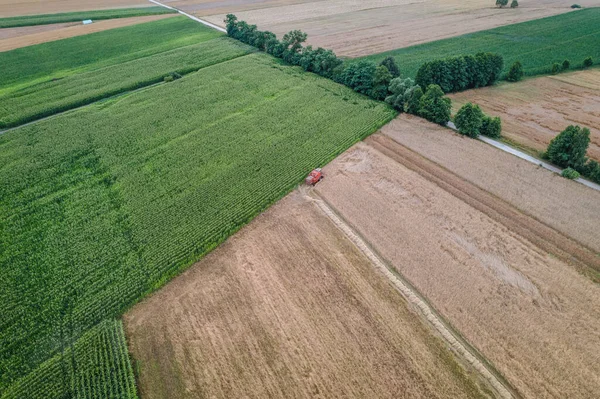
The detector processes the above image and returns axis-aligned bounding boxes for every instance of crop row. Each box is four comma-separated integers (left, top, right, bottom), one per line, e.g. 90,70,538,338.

0,6,175,29
1,319,137,399
0,53,395,394
360,8,600,80
0,38,254,128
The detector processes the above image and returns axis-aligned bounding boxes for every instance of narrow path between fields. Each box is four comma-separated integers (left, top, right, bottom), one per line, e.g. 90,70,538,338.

148,0,227,33
307,190,517,399
447,122,600,192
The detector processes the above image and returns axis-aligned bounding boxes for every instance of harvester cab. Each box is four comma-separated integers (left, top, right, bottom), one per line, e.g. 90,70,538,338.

305,168,323,185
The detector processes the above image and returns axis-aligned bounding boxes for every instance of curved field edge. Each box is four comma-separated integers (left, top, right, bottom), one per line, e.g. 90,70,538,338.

0,38,255,130
1,320,137,399
0,52,396,393
0,16,222,94
0,6,176,29
357,8,600,80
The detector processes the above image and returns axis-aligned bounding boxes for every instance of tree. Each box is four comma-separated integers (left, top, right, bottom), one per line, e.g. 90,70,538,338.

551,62,561,74
507,61,524,82
281,30,308,64
545,125,590,170
224,14,238,36
379,56,400,78
584,160,600,183
419,84,452,125
406,86,424,115
583,57,593,68
480,115,502,138
385,77,418,111
510,0,519,7
371,65,393,100
562,59,570,70
454,103,484,138
496,0,509,7
341,61,377,95
561,168,580,180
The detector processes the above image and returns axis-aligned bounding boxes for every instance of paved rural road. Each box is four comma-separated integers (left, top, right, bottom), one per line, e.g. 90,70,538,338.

309,190,517,399
148,0,227,32
447,122,600,192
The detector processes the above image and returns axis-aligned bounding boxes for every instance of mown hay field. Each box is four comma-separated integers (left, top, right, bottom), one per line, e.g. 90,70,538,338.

316,137,600,398
449,69,600,162
125,193,485,399
199,0,595,57
0,51,395,395
360,8,600,80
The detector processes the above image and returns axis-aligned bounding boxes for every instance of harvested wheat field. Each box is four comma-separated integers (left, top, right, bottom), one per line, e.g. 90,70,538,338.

0,14,176,51
124,192,485,399
450,69,600,162
194,0,592,57
383,115,600,255
0,0,151,17
316,138,600,399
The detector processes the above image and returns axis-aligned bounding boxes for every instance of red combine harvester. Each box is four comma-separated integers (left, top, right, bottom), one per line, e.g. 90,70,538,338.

305,168,323,185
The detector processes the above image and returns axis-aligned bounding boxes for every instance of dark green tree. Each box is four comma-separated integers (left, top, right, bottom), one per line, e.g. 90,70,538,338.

545,125,590,170
379,56,400,78
510,0,519,8
480,116,502,138
406,86,424,115
454,103,484,138
562,59,570,70
583,57,593,68
419,84,452,125
371,65,393,100
507,61,524,82
551,62,561,74
496,0,509,7
224,14,238,36
341,61,377,95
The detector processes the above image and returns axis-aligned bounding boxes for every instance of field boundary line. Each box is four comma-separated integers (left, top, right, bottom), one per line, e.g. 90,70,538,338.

447,122,600,192
307,190,517,399
148,0,227,33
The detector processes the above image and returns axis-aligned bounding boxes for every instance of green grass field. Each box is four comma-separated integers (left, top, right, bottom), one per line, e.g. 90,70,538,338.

0,52,395,396
0,6,176,28
0,38,253,128
0,16,222,93
359,8,600,80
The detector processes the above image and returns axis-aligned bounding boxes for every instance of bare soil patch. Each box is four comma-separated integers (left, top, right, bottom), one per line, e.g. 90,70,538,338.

0,14,176,51
316,139,600,398
382,115,600,254
449,69,600,162
124,193,484,399
192,0,595,57
0,0,151,17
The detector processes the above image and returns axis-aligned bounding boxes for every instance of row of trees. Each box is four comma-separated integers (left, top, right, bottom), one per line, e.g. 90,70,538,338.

385,78,453,125
454,103,502,138
415,53,504,93
545,125,600,183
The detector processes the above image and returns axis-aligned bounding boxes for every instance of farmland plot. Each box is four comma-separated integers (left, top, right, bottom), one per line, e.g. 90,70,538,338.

198,0,595,57
449,69,600,162
315,138,600,398
125,193,484,399
0,52,395,393
0,0,152,17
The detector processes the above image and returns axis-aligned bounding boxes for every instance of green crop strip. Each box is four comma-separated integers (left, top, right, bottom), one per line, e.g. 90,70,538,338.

358,8,600,79
0,6,176,28
0,52,396,394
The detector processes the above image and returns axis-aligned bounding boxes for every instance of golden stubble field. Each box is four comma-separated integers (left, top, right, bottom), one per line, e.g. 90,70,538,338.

179,0,597,57
449,69,600,162
0,0,151,17
316,137,600,398
0,14,176,51
124,192,485,399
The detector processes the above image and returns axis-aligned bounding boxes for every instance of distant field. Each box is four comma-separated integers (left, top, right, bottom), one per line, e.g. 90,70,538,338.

360,8,600,80
0,0,151,17
125,193,483,399
0,37,253,128
0,6,175,28
449,69,600,162
200,0,592,57
0,16,221,93
0,52,394,394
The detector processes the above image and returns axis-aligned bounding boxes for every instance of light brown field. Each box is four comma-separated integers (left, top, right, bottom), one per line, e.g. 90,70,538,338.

449,69,600,162
383,115,600,255
0,0,151,17
124,193,485,399
316,136,600,398
0,14,176,51
179,0,598,57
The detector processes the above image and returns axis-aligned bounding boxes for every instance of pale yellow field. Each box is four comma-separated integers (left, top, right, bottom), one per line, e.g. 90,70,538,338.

449,69,600,162
0,0,151,17
173,0,599,57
